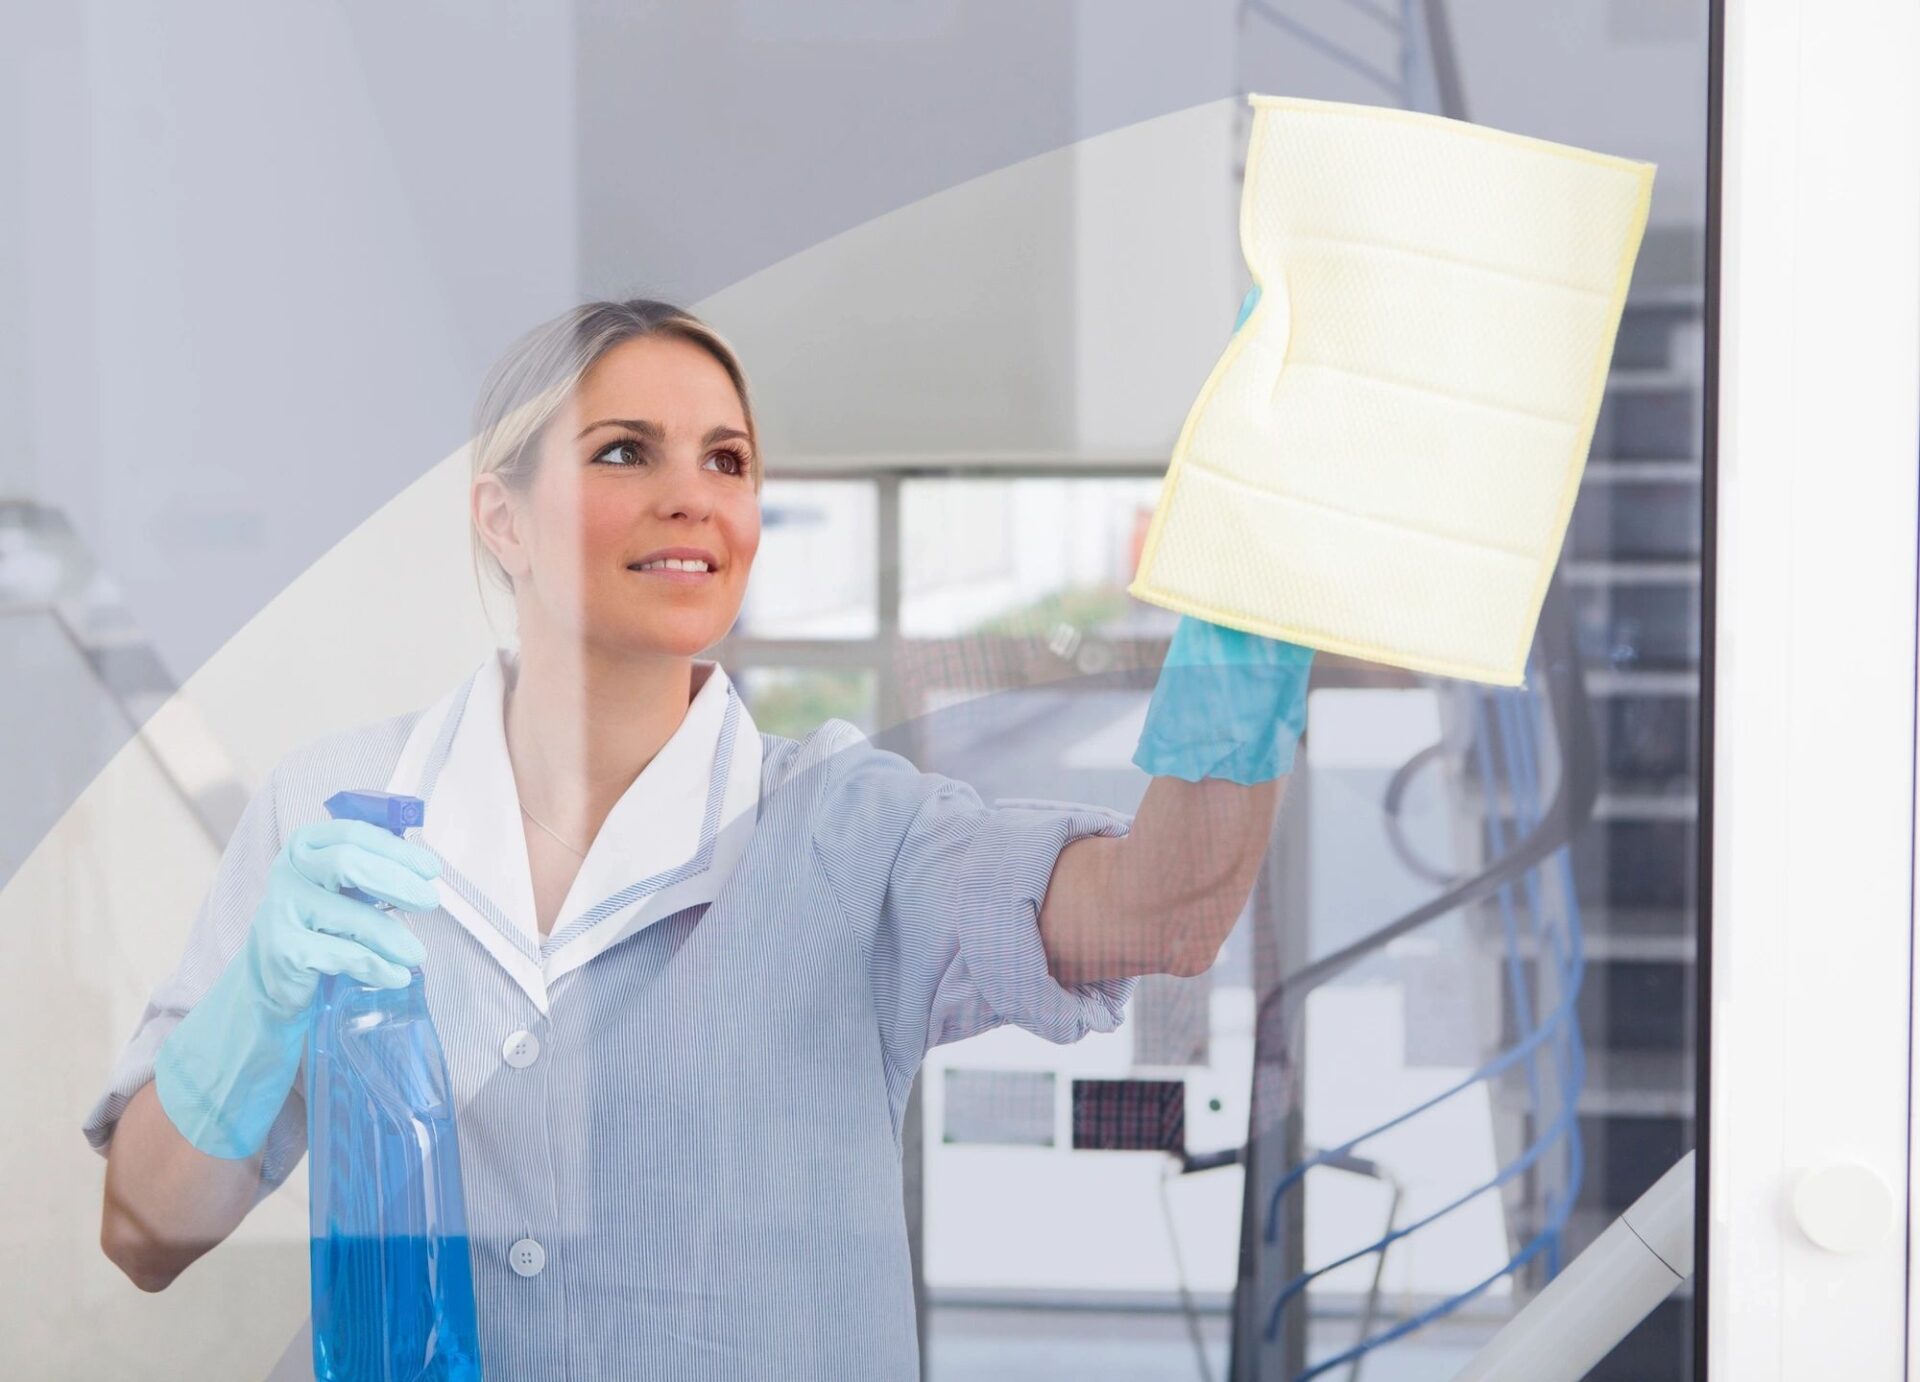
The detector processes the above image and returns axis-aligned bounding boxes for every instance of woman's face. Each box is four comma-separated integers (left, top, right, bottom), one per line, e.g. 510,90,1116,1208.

480,333,762,659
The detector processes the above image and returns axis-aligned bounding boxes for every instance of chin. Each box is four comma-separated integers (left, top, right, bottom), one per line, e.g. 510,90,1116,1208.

624,622,728,658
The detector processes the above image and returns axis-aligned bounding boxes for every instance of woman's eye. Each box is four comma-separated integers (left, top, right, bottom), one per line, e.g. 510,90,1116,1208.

591,439,748,475
593,439,644,466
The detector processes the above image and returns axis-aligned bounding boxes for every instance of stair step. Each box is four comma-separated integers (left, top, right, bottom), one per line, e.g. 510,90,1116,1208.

1451,781,1697,821
1584,668,1699,697
1621,286,1706,311
1604,368,1703,392
1562,560,1700,586
1582,460,1701,484
1470,925,1695,964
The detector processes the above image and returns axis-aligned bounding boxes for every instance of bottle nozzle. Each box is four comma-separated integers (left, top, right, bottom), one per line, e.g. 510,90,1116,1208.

325,790,425,837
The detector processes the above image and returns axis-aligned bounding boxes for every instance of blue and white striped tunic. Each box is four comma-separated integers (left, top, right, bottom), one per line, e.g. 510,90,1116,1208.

84,649,1137,1379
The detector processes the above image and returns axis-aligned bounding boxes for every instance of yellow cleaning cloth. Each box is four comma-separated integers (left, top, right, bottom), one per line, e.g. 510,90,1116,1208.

1129,96,1656,685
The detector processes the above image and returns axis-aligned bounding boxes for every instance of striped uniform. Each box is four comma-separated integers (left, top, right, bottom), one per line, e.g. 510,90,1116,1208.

84,650,1137,1379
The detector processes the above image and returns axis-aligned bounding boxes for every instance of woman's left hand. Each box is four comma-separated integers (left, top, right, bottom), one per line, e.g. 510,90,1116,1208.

1130,615,1313,785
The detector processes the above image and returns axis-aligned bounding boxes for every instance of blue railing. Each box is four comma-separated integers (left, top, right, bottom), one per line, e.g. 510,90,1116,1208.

1254,667,1589,1380
1202,573,1599,1380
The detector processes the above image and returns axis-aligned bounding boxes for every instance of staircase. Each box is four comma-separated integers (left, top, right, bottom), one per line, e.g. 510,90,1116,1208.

1227,3,1704,1378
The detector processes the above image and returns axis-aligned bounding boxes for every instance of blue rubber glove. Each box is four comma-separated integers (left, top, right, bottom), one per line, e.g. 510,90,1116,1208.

1132,617,1314,783
1131,282,1315,785
154,820,440,1159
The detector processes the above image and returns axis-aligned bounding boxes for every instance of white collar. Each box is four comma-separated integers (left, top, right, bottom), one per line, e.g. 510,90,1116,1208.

384,648,762,1013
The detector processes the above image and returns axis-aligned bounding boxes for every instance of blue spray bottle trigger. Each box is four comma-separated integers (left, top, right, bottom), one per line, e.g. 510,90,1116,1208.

324,790,426,910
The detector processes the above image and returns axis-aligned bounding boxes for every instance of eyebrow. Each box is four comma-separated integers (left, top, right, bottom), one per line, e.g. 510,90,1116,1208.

575,418,751,447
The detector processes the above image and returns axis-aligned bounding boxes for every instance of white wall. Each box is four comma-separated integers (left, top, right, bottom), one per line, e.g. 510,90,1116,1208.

1445,0,1708,236
7,1,579,681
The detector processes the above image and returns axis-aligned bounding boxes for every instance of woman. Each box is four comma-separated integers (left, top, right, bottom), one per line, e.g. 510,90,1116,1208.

85,299,1311,1377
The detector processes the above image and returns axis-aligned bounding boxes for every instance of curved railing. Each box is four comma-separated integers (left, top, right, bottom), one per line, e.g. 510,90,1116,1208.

1263,664,1590,1379
1190,577,1598,1380
1214,6,1593,1375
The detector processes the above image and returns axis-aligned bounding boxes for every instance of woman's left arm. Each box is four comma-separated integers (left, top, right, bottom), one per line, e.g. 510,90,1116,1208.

1037,614,1314,987
1040,773,1287,985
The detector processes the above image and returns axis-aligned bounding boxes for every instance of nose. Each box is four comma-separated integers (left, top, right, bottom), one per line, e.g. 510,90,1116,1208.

649,450,716,522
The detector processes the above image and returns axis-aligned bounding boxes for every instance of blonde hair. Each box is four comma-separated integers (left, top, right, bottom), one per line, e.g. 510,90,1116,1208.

468,299,761,607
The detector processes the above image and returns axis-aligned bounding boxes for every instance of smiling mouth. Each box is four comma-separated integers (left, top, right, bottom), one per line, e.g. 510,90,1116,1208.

627,562,718,579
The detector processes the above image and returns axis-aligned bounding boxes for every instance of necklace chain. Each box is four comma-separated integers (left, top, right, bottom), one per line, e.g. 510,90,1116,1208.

506,675,590,859
519,801,587,858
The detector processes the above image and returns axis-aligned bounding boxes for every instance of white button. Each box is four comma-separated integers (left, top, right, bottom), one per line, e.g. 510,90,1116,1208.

508,1237,546,1277
1793,1163,1895,1254
502,1030,541,1069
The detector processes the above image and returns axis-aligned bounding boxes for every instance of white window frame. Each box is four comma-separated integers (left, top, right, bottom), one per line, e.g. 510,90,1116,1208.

1710,1,1919,1375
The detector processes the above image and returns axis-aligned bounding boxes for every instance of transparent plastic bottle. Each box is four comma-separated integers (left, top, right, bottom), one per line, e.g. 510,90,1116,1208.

309,790,482,1381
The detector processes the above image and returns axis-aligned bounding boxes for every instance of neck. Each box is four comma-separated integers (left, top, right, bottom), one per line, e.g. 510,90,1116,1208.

501,623,701,841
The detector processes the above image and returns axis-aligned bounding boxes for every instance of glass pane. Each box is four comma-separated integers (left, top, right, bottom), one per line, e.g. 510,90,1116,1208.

736,479,879,638
908,675,1249,1373
1574,580,1702,672
1223,31,1707,1382
1600,697,1697,793
735,664,877,741
1570,477,1704,562
18,6,1708,1379
900,478,1167,639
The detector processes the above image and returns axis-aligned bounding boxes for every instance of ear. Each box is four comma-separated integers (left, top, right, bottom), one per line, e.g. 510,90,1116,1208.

472,472,532,585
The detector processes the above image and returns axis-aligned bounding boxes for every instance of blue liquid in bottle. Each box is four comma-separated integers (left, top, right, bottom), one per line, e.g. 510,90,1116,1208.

310,790,483,1381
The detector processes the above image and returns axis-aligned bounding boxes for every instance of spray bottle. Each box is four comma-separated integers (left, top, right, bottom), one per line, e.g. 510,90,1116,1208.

310,790,483,1381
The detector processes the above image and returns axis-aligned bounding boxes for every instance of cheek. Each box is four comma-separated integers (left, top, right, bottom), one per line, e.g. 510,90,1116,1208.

575,492,641,560
527,468,624,561
724,503,763,567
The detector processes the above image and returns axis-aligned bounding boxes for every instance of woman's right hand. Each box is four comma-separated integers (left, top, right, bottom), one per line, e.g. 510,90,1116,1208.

153,820,441,1160
243,820,440,1019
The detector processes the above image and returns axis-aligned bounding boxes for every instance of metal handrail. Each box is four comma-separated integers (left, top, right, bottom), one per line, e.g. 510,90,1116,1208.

1226,576,1598,1379
1254,578,1600,1041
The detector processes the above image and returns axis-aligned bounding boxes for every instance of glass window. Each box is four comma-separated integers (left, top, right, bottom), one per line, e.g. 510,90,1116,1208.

735,479,879,639
734,665,877,742
900,478,1167,639
16,3,1720,1378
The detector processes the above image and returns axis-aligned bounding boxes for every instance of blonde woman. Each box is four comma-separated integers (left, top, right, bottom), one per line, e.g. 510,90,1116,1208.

86,298,1310,1377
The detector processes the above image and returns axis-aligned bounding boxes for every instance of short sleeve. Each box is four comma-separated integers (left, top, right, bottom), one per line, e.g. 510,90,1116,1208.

808,722,1138,1084
80,766,309,1199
